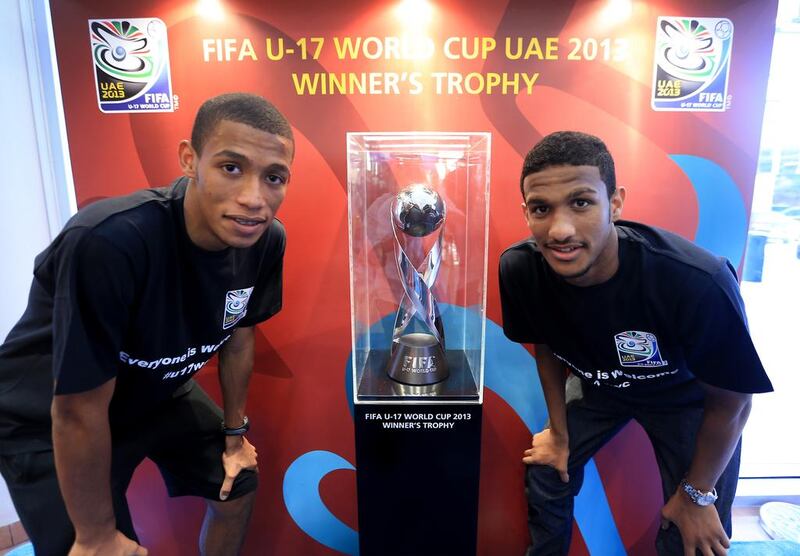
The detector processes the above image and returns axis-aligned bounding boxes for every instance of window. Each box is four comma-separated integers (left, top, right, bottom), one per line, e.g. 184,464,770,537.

739,0,800,484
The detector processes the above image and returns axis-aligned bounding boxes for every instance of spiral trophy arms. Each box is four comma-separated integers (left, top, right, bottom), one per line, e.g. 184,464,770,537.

386,184,449,385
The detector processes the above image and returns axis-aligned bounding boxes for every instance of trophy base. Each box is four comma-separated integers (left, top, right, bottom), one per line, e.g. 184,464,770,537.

357,348,478,401
386,333,449,385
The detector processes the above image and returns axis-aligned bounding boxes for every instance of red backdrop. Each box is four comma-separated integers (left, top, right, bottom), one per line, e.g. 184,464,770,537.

50,0,777,553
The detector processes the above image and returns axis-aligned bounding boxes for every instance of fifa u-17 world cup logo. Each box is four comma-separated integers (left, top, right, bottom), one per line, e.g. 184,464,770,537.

88,18,175,113
614,330,668,368
651,16,734,112
386,184,449,385
223,287,253,330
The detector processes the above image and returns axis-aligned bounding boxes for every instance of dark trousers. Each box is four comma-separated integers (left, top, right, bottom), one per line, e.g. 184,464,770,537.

0,449,77,555
525,376,741,555
0,386,257,556
0,446,143,556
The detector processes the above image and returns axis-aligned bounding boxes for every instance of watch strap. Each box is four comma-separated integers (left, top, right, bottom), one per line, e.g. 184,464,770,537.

680,478,717,506
222,415,250,436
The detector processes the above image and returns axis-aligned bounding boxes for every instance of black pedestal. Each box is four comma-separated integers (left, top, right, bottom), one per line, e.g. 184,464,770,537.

354,403,482,556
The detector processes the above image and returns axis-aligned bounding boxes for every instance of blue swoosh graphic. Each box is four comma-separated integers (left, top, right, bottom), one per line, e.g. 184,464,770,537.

283,450,359,556
670,154,748,267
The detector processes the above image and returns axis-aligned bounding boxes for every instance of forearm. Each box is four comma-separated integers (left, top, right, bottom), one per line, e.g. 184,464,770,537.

660,388,751,550
686,387,752,491
535,344,569,436
51,397,115,543
218,327,255,427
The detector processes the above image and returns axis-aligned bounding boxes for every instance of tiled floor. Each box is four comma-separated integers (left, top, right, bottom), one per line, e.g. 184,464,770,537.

0,521,28,555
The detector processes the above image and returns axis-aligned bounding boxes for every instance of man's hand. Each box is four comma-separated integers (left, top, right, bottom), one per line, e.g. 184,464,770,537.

661,489,730,556
523,428,570,483
220,436,258,501
69,529,147,556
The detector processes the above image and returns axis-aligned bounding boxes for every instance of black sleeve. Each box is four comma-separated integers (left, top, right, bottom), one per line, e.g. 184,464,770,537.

237,223,285,327
499,249,545,344
51,230,136,395
681,262,773,393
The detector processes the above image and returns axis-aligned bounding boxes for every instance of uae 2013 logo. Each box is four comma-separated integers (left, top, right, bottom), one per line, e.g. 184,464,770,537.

89,18,174,113
223,287,254,330
651,17,734,112
614,331,668,368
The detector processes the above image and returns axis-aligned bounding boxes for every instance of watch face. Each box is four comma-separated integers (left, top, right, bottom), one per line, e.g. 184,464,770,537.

682,480,718,506
697,492,717,506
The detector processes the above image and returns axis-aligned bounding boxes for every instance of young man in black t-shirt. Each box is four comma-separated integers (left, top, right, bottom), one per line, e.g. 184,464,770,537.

499,131,772,555
0,93,294,555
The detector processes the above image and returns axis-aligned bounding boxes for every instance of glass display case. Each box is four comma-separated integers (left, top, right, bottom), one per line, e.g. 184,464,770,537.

347,132,491,403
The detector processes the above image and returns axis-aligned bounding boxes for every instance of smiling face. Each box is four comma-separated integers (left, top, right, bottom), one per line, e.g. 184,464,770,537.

180,119,293,250
522,165,625,286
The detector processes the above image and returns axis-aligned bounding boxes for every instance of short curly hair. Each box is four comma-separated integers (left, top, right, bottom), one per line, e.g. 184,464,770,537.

191,92,294,156
520,131,616,198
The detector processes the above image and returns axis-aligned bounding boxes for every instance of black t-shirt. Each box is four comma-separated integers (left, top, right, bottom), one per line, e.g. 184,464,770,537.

499,221,772,408
0,178,284,453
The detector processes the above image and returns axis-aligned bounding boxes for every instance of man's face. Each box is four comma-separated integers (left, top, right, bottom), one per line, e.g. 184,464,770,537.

180,119,293,250
521,165,625,286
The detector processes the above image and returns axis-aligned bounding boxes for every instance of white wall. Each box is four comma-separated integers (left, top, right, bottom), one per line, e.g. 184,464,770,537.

0,0,66,526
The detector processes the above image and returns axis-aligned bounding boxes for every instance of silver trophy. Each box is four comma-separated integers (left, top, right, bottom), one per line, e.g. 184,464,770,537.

386,184,449,385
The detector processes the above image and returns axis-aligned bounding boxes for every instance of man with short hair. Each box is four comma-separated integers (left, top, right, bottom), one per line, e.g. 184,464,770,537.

0,92,294,556
499,131,773,555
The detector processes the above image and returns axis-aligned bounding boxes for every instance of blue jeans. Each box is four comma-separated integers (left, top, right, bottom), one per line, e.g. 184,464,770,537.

525,376,741,555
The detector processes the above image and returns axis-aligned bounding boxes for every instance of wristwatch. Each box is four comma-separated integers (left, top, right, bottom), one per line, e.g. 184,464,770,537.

222,416,250,436
680,479,718,506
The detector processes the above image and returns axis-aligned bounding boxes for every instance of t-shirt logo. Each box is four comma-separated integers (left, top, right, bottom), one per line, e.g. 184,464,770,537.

614,331,668,368
223,287,254,330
